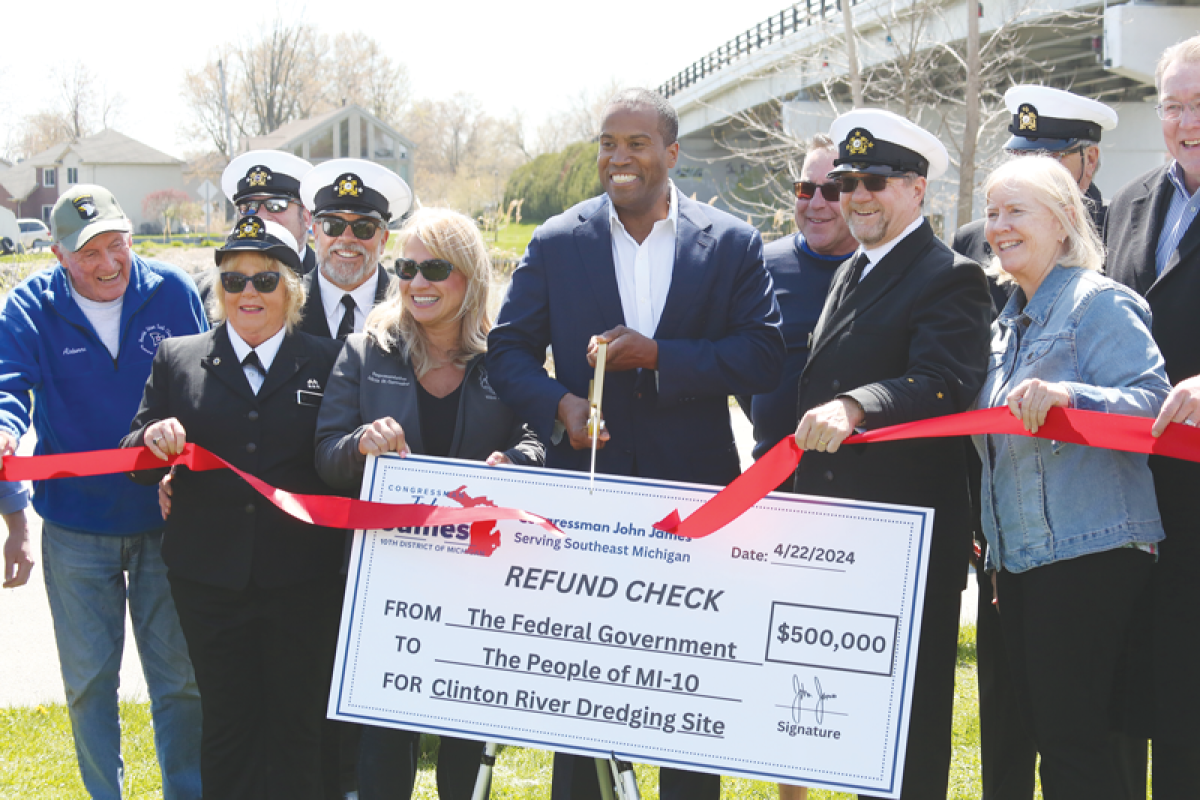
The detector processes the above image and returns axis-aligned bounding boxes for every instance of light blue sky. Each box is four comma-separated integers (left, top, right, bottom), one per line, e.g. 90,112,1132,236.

3,0,790,159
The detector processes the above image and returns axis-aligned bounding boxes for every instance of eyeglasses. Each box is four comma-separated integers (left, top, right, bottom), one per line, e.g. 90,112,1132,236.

395,257,456,282
793,180,841,201
318,216,381,240
219,271,281,293
1156,100,1200,121
236,198,291,215
837,175,893,194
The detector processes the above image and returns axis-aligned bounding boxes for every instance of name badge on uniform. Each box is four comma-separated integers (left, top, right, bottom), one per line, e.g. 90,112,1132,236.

297,390,323,407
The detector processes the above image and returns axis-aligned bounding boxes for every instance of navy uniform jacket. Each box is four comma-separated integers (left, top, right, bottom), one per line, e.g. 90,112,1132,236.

487,193,784,486
123,324,344,590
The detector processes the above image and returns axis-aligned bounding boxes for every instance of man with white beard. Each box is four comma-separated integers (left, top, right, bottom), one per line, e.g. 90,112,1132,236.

298,158,412,340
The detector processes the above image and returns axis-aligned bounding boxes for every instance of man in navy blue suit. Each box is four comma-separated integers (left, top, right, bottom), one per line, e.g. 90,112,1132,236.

488,88,784,799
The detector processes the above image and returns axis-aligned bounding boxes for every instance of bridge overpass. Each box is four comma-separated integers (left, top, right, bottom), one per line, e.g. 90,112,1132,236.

657,0,1200,230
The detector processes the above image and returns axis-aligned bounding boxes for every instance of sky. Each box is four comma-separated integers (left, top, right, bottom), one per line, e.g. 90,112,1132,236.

2,0,792,161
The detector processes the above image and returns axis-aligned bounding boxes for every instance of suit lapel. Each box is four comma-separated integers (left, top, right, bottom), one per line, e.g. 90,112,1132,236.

302,271,333,338
655,199,715,339
258,333,308,402
807,222,933,366
200,325,257,404
573,201,626,331
373,266,392,306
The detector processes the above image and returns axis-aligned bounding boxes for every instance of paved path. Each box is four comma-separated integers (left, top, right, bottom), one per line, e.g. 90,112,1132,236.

0,407,974,709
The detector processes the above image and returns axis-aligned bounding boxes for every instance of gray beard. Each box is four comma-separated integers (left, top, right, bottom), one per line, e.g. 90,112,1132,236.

319,242,379,290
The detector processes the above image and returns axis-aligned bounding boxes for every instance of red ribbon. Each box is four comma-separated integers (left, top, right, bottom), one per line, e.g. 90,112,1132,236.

6,407,1199,550
653,406,1200,540
0,444,560,556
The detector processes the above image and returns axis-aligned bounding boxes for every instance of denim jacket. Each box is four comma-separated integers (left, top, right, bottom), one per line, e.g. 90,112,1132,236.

973,265,1169,573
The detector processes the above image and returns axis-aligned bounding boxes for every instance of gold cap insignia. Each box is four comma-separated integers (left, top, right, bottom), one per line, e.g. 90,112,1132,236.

73,195,98,220
235,218,265,239
246,167,271,187
846,128,876,156
1018,104,1038,132
336,174,363,198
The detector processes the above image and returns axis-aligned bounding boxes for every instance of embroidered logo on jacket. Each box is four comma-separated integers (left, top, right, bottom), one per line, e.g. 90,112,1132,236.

138,324,172,355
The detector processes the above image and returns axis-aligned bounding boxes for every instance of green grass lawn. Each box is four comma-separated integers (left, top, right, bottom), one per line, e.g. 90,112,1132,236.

0,625,1004,800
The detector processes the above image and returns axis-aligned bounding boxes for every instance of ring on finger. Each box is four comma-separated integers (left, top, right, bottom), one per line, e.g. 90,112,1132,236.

153,436,164,446
1186,419,1197,427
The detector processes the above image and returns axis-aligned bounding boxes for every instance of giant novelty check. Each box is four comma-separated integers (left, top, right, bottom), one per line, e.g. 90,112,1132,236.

329,454,933,797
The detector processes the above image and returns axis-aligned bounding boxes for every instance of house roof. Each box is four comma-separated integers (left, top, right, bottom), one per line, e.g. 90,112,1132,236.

24,129,182,167
244,104,416,153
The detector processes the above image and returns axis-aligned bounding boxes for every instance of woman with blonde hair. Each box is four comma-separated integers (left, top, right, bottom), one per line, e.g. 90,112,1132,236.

315,207,542,799
973,156,1169,799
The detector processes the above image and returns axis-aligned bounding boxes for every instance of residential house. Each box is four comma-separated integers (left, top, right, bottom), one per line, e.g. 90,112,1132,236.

243,104,414,187
0,129,186,230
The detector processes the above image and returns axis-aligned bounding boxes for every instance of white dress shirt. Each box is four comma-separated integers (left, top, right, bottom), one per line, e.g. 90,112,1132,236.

608,182,679,338
859,216,926,281
226,324,285,395
317,269,378,337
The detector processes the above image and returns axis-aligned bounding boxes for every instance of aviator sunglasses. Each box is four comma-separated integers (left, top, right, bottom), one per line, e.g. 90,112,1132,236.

836,175,893,194
793,180,841,202
237,197,291,215
395,257,456,282
219,271,282,293
318,216,382,240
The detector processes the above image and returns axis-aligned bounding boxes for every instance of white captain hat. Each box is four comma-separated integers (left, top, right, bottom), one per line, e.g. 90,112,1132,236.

222,150,314,204
828,108,949,180
300,158,413,222
1004,85,1118,152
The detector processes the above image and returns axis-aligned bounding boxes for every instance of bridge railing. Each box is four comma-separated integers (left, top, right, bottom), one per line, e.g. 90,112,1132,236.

657,0,859,98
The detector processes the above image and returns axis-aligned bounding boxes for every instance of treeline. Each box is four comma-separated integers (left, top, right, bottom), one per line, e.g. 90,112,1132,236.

503,141,602,222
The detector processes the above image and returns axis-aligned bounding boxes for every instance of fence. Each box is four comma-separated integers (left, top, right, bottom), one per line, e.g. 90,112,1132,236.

656,0,861,98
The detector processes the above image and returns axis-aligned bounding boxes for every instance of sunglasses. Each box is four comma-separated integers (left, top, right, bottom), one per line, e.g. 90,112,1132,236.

794,180,841,202
237,198,291,215
319,217,381,240
837,175,892,194
395,257,456,282
219,271,281,294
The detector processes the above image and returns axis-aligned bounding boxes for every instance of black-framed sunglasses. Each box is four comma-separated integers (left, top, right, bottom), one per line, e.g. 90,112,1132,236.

793,180,841,202
1010,145,1085,162
237,197,291,215
394,257,456,282
219,271,282,293
319,216,381,240
837,175,892,194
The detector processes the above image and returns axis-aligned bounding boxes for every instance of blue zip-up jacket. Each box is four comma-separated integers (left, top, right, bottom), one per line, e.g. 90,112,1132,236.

0,255,207,536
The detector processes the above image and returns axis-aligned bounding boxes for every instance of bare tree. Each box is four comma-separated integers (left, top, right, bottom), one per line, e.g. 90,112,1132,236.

326,34,411,126
182,52,251,158
239,18,324,135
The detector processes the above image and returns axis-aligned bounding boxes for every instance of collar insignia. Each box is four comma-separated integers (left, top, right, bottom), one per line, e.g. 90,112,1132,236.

1018,104,1038,132
846,128,876,156
307,378,320,389
246,166,272,187
335,173,364,198
73,195,98,220
235,217,265,239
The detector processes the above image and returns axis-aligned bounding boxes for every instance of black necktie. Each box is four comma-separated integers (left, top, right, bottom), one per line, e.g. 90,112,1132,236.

838,253,870,308
242,351,266,392
336,295,356,340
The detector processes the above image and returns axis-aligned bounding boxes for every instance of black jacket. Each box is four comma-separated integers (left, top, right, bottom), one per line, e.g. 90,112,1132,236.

314,335,544,492
794,220,992,590
123,324,344,590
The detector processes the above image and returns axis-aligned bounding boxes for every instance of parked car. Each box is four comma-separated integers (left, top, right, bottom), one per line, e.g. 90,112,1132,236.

0,208,19,255
18,218,51,251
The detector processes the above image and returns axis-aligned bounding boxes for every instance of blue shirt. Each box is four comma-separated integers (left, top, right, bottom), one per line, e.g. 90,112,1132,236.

1155,161,1200,275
